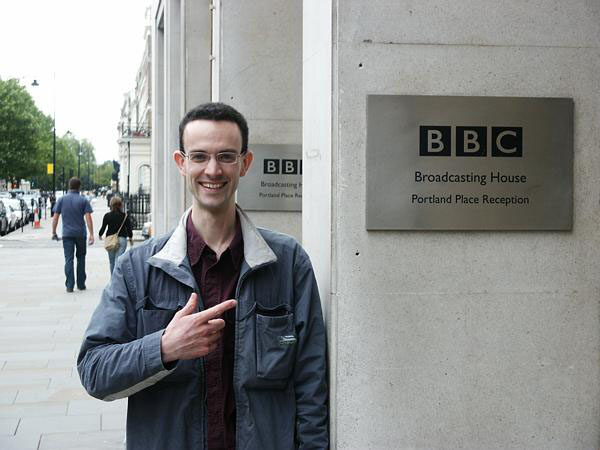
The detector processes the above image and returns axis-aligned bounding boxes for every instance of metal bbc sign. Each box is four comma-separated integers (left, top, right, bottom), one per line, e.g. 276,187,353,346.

237,144,302,211
366,95,573,230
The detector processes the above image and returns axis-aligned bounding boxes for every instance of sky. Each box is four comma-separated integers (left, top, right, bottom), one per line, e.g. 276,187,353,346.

0,0,151,163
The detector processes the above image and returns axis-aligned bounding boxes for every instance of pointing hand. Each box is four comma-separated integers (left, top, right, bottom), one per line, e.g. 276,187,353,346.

160,293,237,363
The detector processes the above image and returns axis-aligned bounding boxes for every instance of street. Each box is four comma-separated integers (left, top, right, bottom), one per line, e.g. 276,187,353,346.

0,199,128,449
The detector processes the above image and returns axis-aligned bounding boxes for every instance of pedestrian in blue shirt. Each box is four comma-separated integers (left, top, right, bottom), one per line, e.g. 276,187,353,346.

51,178,94,292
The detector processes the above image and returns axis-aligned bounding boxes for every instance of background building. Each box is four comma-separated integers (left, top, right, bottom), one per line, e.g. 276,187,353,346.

151,1,600,448
117,7,152,196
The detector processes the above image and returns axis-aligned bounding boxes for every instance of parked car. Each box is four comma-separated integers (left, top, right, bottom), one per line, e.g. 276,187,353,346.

6,207,19,232
0,200,9,236
3,198,25,229
1,200,19,232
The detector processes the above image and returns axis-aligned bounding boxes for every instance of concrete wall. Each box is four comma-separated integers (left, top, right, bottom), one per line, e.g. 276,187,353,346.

153,0,211,235
302,2,334,441
151,2,165,234
219,0,303,240
181,0,212,212
152,0,301,238
305,0,600,448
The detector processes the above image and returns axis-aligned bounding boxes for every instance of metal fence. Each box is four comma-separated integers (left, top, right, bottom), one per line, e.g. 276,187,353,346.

124,193,150,230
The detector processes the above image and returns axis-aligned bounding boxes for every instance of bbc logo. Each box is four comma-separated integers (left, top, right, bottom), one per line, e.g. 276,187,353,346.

419,125,523,157
264,159,303,175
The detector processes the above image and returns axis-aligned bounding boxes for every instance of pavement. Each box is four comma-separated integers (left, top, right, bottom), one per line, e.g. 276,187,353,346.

0,199,133,449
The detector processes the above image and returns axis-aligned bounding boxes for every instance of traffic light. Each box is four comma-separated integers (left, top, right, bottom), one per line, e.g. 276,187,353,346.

112,160,120,183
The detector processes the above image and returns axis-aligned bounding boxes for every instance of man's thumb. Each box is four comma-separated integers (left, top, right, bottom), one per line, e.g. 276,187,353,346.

176,293,197,317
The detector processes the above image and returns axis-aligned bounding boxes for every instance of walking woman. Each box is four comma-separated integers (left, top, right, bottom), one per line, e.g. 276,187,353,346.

99,196,133,275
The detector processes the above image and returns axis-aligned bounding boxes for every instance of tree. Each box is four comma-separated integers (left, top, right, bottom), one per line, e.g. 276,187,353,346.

0,78,52,186
0,77,106,192
79,139,97,190
96,161,114,187
54,133,77,191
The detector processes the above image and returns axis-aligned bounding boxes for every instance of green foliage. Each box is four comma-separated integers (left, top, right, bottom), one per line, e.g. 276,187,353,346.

0,78,52,185
0,77,105,191
95,160,114,187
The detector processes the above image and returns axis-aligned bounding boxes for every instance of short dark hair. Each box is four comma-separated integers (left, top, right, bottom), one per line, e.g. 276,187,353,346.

68,177,81,191
179,102,249,154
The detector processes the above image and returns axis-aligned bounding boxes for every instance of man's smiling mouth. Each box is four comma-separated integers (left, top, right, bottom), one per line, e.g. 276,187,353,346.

199,182,226,190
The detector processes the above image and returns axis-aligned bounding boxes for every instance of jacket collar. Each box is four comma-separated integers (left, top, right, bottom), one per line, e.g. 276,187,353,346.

149,205,277,275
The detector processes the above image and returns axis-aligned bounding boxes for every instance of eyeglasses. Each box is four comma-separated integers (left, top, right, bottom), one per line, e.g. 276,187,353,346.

180,151,243,165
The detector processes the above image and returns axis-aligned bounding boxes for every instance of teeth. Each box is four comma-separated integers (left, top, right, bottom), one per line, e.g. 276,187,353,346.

201,182,224,189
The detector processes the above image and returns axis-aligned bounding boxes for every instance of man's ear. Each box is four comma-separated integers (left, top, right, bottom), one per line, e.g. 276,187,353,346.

173,150,186,176
240,150,254,177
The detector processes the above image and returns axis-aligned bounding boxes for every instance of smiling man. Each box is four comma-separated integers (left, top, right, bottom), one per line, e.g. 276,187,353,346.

78,103,328,450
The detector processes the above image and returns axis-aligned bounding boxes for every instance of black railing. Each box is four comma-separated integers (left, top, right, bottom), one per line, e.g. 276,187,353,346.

124,193,150,230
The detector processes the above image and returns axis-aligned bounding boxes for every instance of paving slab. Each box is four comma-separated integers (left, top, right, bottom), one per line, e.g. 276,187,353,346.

0,349,75,363
101,412,127,431
0,417,19,435
0,375,50,388
3,360,49,370
0,368,71,380
1,380,50,391
15,386,90,403
0,388,17,405
68,398,127,415
0,402,68,418
0,432,41,450
16,413,100,435
38,430,125,450
48,375,85,390
0,201,128,445
47,358,76,369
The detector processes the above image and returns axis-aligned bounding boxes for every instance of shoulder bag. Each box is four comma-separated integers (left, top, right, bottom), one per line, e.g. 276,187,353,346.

104,213,128,251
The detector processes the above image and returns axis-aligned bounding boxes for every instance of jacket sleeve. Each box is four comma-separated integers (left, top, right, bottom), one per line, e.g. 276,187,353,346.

293,250,329,449
77,253,175,401
125,215,133,238
98,214,108,237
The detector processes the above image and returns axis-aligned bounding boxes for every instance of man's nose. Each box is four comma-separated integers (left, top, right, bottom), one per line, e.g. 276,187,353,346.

204,155,222,176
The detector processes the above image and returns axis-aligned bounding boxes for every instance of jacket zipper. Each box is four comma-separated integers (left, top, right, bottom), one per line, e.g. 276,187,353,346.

232,261,275,450
193,285,208,449
233,269,249,450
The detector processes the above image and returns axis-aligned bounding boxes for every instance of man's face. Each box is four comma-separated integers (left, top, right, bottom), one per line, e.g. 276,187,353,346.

174,119,253,216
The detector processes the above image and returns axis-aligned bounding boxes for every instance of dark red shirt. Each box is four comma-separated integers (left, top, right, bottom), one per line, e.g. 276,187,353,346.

186,214,243,450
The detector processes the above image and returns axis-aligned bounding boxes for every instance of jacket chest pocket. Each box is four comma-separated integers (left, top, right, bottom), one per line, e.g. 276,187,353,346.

138,296,201,383
137,296,180,337
140,309,177,336
255,310,296,380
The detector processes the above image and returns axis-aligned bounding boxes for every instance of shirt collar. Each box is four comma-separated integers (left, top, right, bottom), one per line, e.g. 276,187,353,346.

186,213,244,269
151,205,277,270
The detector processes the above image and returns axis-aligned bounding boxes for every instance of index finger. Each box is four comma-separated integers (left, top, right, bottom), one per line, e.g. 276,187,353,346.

196,299,237,322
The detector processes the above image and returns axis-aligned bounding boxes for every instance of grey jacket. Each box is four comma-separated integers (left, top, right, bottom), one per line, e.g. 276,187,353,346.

77,208,328,449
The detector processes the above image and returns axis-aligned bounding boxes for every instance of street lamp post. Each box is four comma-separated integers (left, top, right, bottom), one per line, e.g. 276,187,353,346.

87,147,91,191
127,140,131,196
78,143,81,178
52,120,56,196
31,79,56,197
